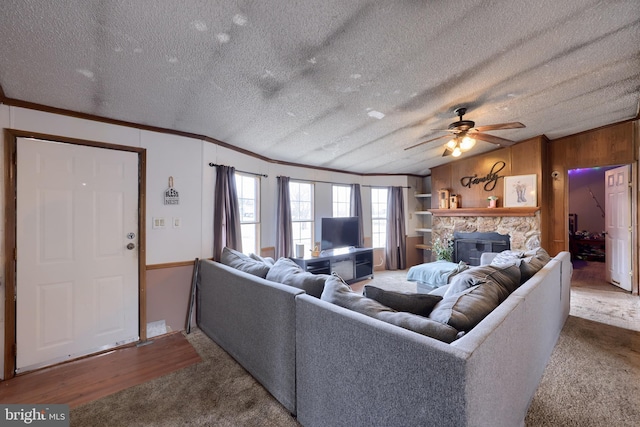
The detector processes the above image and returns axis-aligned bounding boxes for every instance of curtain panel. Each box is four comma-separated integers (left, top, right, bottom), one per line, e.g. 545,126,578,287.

385,186,406,269
276,176,293,258
350,183,365,247
213,165,242,260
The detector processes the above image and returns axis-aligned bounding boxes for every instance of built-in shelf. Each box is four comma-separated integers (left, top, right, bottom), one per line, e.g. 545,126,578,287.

428,207,539,217
414,184,432,254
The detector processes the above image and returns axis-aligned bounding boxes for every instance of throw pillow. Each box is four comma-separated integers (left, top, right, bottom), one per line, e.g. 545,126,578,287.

321,276,458,343
520,247,552,281
220,247,271,278
444,264,521,298
249,252,275,267
265,257,327,298
429,281,509,332
363,285,442,317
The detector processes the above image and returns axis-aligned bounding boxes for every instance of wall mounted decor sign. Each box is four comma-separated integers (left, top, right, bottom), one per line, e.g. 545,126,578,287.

459,161,506,191
164,176,179,205
504,174,537,207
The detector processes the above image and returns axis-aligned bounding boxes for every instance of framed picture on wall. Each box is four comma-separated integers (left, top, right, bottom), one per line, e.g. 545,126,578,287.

568,213,577,234
504,174,537,207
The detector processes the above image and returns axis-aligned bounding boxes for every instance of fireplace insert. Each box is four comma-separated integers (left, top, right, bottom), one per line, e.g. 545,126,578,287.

453,231,510,266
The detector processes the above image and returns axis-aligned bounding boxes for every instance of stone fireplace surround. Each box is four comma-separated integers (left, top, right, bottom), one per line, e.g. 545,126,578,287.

432,212,542,257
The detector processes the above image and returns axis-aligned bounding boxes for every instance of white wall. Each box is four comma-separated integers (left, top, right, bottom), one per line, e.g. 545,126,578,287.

141,131,204,264
0,105,418,377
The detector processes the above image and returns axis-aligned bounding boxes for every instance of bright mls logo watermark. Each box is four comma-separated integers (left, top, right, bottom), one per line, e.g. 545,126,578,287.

1,405,69,426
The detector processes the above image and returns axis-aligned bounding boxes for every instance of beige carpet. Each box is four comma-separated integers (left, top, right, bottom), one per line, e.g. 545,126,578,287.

71,329,301,427
71,261,640,426
525,316,640,426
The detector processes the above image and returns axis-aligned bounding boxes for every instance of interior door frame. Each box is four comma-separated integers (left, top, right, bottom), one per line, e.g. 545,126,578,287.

565,162,638,295
3,129,147,379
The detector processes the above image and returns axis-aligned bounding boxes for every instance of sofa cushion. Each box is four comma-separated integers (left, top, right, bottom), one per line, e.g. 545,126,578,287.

322,276,458,343
220,247,271,278
429,281,510,332
444,264,521,298
363,285,442,317
265,257,327,298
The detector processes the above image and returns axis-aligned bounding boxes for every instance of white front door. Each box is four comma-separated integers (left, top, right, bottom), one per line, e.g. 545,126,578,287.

16,138,140,373
605,165,632,291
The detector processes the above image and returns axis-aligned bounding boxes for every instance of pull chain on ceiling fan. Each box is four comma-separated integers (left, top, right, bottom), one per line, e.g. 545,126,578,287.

405,107,525,157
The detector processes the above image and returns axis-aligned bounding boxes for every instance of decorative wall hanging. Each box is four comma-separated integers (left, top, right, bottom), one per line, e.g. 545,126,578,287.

459,161,506,191
164,176,179,205
504,174,537,207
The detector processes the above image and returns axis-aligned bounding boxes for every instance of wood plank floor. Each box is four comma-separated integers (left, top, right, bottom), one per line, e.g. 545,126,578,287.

0,332,201,408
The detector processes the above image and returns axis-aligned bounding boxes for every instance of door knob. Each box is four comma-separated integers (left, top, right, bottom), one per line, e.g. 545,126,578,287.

127,243,135,250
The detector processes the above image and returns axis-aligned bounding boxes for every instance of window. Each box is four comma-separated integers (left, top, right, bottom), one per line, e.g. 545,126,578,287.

235,173,260,255
289,181,314,251
371,187,388,248
332,185,351,217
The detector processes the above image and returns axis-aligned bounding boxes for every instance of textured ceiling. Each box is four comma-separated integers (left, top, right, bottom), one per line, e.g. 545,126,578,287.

0,0,638,175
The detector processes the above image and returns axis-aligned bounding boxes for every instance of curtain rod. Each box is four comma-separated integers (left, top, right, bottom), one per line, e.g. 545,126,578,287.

276,176,410,189
277,176,354,186
362,184,411,189
209,163,268,178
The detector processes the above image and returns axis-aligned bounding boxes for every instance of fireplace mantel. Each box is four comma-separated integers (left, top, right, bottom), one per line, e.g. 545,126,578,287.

428,207,539,217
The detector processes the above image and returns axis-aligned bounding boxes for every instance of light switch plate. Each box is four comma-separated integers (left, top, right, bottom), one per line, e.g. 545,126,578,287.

152,217,166,229
173,217,181,228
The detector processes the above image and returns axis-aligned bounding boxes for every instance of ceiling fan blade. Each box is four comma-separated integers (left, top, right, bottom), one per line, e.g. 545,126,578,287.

473,132,516,146
472,122,525,132
404,134,449,150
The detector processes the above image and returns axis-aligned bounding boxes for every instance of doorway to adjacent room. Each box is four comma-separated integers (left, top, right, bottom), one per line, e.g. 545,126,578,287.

568,165,633,294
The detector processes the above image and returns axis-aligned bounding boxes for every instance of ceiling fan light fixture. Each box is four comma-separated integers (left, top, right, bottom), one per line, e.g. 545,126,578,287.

446,138,458,150
460,135,476,150
451,146,462,157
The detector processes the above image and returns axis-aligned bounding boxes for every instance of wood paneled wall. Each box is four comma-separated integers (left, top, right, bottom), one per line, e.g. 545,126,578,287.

431,137,545,210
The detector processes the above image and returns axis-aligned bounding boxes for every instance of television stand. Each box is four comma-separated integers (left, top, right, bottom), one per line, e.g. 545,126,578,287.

290,247,374,284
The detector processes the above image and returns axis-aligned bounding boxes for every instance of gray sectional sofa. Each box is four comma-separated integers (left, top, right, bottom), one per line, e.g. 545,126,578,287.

196,247,572,427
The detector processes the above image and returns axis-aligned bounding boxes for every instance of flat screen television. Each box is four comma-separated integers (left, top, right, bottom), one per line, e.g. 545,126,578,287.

321,217,360,251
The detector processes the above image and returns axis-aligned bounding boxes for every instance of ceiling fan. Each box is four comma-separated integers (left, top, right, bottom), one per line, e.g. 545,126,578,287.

405,107,525,157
